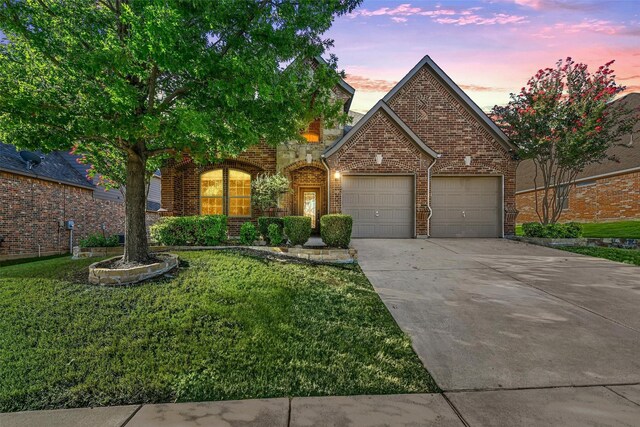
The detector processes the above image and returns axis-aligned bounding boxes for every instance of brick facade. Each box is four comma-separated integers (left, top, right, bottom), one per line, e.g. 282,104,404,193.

160,142,278,235
284,161,328,221
0,171,125,259
516,171,640,223
385,66,518,235
325,109,433,235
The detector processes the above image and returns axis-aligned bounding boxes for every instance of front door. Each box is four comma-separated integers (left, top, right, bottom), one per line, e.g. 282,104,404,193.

298,187,320,232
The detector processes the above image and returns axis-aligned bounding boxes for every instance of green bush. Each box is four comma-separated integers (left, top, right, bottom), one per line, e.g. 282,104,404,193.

283,216,311,246
320,214,353,248
79,233,120,248
150,215,227,246
268,223,284,246
257,217,284,243
239,222,258,246
522,222,583,238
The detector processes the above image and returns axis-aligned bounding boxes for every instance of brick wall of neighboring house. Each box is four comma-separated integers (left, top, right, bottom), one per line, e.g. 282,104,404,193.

160,143,277,235
385,66,519,235
0,171,125,259
326,109,434,236
516,171,640,223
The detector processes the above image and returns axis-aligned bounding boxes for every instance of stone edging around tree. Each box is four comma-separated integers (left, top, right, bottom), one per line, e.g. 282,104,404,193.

88,253,179,286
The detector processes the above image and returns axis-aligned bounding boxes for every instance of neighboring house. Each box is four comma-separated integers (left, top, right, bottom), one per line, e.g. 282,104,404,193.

161,55,519,238
516,93,640,223
0,142,161,260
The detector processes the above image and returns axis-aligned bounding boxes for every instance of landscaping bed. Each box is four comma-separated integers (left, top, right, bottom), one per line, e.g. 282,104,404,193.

516,220,640,239
556,246,640,266
0,250,436,412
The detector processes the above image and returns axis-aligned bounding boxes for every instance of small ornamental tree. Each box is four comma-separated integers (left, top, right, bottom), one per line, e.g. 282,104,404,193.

0,0,360,263
492,58,636,224
251,173,292,214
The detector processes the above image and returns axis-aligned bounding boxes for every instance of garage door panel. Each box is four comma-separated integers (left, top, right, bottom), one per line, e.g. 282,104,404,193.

431,177,501,238
342,175,414,238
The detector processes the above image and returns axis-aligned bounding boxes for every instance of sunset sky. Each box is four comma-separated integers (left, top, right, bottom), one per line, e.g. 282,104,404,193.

326,0,640,113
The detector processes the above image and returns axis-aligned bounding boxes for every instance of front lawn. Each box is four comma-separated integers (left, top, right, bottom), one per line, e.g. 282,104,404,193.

0,251,436,412
557,246,640,266
516,220,640,239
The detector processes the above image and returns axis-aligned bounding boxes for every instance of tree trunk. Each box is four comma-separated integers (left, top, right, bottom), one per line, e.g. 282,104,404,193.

124,149,150,263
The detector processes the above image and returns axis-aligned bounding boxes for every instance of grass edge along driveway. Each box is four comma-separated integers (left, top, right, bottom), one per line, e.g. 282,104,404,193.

0,250,437,412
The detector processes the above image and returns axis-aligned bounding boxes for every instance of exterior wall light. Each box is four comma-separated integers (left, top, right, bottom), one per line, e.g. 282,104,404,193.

464,155,472,166
334,171,341,179
375,154,383,165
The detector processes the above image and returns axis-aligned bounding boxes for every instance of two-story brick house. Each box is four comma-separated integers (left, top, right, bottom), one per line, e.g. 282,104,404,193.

160,55,519,238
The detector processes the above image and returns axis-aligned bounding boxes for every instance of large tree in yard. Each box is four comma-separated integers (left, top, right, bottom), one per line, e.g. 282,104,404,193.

0,0,360,263
493,57,636,224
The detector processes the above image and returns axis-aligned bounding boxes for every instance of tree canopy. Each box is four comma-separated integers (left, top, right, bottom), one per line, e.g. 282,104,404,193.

492,57,636,224
0,0,361,262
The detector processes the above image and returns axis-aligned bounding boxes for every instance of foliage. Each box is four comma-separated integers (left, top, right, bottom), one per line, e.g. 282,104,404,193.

267,223,284,246
492,58,636,224
150,216,227,246
320,214,353,248
0,0,360,262
558,246,640,266
522,222,583,238
284,216,312,246
517,220,640,239
239,222,258,246
78,233,120,248
251,173,291,213
0,251,436,411
257,217,284,244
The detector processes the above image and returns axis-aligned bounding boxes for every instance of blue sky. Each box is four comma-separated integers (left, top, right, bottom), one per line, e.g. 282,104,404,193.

325,0,640,112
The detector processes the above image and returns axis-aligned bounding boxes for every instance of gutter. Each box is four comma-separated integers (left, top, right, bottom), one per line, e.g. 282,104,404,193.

321,155,331,213
426,155,440,238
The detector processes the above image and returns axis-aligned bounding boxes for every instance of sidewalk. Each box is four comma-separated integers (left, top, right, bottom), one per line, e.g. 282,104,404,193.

2,386,639,426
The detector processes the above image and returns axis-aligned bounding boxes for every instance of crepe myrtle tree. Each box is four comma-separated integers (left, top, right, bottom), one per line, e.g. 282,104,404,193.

493,57,636,224
0,0,360,263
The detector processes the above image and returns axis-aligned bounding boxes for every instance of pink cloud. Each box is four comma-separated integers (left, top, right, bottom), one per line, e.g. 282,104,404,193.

436,13,528,26
349,4,527,26
458,84,507,92
511,0,597,11
344,75,398,92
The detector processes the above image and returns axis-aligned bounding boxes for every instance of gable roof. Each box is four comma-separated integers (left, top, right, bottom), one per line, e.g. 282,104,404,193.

0,142,95,189
323,100,439,159
314,55,355,112
516,93,640,192
383,55,516,152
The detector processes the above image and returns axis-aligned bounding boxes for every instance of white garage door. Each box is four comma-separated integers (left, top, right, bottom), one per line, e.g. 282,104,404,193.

342,175,414,238
431,176,502,238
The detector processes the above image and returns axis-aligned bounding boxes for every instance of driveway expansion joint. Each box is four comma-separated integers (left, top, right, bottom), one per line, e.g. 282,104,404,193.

605,386,640,407
119,404,143,427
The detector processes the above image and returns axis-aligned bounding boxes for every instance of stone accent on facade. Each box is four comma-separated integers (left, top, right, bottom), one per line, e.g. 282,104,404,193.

516,171,640,223
0,171,126,259
385,66,518,235
325,109,434,236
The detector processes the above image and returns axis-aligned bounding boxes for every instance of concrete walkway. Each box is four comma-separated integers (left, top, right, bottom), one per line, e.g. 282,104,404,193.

2,387,639,426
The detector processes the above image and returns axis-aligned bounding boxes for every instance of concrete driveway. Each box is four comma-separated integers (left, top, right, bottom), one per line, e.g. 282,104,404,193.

355,238,640,392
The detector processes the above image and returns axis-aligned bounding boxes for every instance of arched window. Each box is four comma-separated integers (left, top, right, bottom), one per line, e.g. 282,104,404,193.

200,169,223,215
228,169,251,217
200,168,252,217
301,118,321,143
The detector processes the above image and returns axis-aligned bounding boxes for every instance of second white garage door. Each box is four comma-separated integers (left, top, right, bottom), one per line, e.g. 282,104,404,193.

342,175,414,238
431,176,502,238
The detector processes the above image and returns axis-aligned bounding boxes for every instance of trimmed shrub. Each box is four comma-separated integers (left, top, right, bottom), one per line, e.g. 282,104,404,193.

79,233,120,248
283,216,311,246
257,217,284,243
268,223,284,246
320,214,353,248
150,215,227,246
239,222,258,246
522,222,583,239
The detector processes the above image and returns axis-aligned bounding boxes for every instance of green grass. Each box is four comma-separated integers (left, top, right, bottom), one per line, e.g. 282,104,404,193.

516,220,640,239
0,251,436,412
0,253,67,268
557,246,640,266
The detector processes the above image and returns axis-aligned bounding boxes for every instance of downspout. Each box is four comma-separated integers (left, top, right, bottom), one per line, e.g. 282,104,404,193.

426,155,441,238
321,155,331,213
